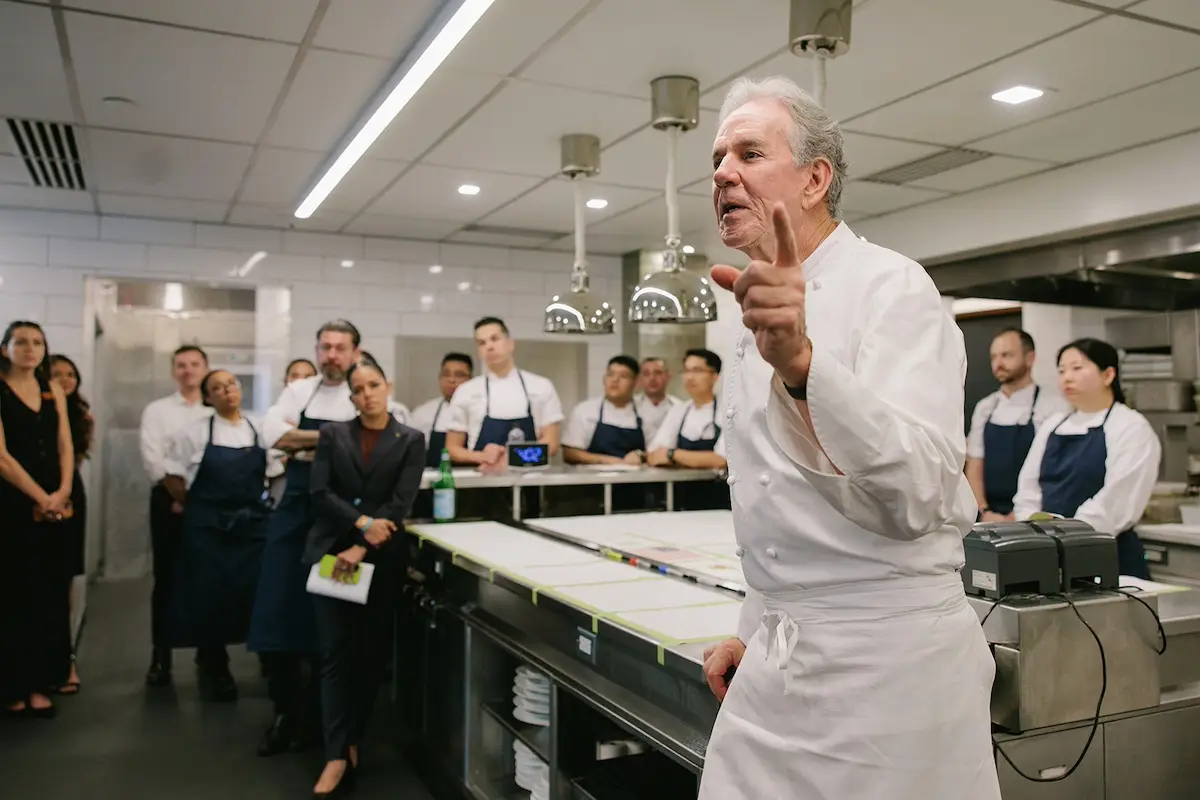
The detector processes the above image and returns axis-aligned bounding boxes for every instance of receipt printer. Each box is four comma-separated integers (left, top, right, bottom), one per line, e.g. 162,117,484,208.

963,522,1060,599
1028,518,1119,591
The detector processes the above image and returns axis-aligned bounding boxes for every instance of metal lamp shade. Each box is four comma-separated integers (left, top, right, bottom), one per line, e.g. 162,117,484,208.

544,288,615,334
628,268,716,324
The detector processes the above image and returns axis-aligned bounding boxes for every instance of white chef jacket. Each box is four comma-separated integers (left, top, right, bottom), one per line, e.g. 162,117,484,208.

139,392,213,483
562,397,643,450
633,393,682,443
725,222,976,631
967,384,1069,459
164,414,270,489
410,396,450,445
261,375,410,449
445,368,564,449
648,397,727,455
1012,403,1161,536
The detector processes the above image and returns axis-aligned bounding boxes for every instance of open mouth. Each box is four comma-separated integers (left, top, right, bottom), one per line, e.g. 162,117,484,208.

720,201,747,220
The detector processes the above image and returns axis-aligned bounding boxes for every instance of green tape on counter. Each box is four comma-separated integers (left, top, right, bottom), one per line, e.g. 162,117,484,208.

657,645,665,666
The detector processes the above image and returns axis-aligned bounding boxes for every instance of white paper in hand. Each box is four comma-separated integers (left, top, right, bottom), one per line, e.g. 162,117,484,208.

306,561,375,605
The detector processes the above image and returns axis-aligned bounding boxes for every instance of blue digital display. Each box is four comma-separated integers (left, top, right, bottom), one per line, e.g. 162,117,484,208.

508,443,549,467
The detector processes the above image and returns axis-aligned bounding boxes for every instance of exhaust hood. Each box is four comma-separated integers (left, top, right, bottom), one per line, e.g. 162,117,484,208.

931,216,1200,311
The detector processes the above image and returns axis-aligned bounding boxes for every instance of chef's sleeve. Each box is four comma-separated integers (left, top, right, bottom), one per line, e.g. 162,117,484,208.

966,396,991,460
561,402,594,450
1074,414,1161,536
389,400,411,426
648,404,683,451
139,402,168,483
162,423,199,484
536,382,566,428
445,388,471,433
765,264,973,541
262,381,302,449
1012,417,1056,521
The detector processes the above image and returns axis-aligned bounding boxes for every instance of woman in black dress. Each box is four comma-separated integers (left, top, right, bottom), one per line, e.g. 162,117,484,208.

0,321,75,718
50,354,93,694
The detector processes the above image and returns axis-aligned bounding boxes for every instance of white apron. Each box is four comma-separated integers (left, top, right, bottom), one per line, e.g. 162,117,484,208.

698,574,1001,800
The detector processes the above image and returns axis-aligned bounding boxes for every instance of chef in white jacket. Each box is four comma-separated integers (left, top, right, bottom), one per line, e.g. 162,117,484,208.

697,77,1000,799
633,357,681,443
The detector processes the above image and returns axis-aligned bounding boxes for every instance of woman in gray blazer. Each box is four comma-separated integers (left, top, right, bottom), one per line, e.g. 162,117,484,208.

306,355,425,797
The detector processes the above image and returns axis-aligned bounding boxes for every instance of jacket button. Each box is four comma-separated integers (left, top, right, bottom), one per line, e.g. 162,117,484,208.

726,473,737,486
725,408,735,420
735,546,745,557
758,473,771,486
812,279,822,290
766,547,778,559
736,346,745,358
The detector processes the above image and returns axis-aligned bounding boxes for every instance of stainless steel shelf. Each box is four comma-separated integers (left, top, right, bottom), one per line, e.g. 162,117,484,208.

481,698,552,763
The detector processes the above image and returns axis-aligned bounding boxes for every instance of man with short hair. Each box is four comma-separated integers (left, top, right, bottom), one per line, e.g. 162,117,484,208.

697,76,1000,799
967,327,1068,522
139,344,213,689
633,356,681,443
563,355,646,467
410,352,474,467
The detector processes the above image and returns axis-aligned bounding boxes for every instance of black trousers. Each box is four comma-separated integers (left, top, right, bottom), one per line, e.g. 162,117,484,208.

258,651,320,723
312,559,397,761
149,484,182,662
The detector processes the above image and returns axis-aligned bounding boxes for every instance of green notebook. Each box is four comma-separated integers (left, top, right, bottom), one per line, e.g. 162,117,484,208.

318,554,362,585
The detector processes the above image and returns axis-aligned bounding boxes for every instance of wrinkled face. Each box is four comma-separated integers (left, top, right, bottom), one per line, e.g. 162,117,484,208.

990,332,1034,385
51,359,79,395
316,332,359,382
3,326,46,371
173,349,208,392
1058,347,1113,404
438,359,472,400
350,364,390,417
204,370,242,414
682,355,717,398
712,98,809,255
475,323,514,369
603,362,637,405
286,360,316,384
638,359,669,397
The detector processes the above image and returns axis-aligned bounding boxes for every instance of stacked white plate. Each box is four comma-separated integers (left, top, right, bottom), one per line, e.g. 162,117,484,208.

513,740,549,799
512,665,551,727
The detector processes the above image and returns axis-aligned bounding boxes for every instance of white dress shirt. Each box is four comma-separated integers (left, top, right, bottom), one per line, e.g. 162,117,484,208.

724,222,975,637
967,384,1070,459
410,396,450,445
648,397,727,456
562,397,643,450
261,375,410,448
445,368,564,449
140,392,213,483
164,414,270,489
1012,404,1161,536
633,393,683,443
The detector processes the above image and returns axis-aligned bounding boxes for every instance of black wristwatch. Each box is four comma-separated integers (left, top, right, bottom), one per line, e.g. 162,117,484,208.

666,448,677,464
783,380,807,400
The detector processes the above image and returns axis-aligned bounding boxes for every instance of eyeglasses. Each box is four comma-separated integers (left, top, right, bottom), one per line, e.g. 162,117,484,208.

207,380,241,395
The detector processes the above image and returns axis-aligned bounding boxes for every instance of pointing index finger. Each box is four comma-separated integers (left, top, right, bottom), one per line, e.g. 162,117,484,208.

771,203,800,268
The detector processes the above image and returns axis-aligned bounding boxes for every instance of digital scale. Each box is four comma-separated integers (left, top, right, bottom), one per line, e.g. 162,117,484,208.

507,442,550,470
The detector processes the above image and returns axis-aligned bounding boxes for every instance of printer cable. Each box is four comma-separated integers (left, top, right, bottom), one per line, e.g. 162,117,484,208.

1082,582,1167,655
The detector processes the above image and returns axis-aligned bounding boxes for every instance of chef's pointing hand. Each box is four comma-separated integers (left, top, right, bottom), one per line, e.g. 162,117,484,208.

710,203,812,389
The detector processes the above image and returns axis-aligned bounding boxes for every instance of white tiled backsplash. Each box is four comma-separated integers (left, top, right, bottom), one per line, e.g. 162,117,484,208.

0,209,625,402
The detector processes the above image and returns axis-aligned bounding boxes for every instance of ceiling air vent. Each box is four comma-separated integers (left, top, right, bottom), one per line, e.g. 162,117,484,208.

5,118,87,190
861,147,992,185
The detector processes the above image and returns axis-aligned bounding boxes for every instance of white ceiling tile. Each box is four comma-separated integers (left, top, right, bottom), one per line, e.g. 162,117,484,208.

521,0,789,99
424,81,649,177
98,195,228,223
314,0,441,58
841,133,945,180
447,230,562,249
908,155,1052,192
975,68,1200,163
88,130,252,200
680,177,712,198
0,156,30,184
1129,0,1200,28
600,118,719,191
543,233,649,256
444,0,593,76
848,16,1200,145
265,49,392,152
227,204,352,231
66,0,320,41
0,4,74,122
704,0,1099,121
342,214,462,239
0,185,93,212
364,164,542,222
480,178,660,233
239,148,407,212
67,14,295,143
589,195,711,238
839,181,948,215
368,68,503,161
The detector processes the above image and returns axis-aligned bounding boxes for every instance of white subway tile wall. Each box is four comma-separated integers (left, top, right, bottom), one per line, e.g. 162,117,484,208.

0,211,624,398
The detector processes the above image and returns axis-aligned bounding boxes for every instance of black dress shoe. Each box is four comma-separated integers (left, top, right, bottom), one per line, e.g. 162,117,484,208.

200,665,238,703
258,714,297,757
145,659,173,688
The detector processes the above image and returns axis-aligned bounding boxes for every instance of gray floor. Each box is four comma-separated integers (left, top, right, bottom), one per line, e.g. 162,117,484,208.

0,578,436,800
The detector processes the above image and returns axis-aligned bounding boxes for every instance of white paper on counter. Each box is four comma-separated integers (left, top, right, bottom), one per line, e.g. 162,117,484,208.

505,560,656,587
552,578,731,613
617,602,743,642
412,521,596,568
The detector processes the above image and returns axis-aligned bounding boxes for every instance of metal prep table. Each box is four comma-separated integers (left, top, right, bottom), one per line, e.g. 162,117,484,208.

1138,523,1200,587
394,513,1200,800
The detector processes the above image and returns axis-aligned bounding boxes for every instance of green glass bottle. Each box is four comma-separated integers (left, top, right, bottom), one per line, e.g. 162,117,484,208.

432,449,456,522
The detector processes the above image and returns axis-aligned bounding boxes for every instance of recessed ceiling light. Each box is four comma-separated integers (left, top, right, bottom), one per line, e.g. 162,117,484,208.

991,85,1044,105
340,259,355,268
457,184,480,196
457,280,472,292
429,264,443,274
586,198,608,210
682,245,695,254
420,294,435,309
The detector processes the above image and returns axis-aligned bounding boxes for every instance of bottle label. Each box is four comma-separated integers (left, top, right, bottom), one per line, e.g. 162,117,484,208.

433,488,455,521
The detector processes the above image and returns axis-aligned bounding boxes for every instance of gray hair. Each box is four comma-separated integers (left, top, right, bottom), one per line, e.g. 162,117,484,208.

718,76,848,219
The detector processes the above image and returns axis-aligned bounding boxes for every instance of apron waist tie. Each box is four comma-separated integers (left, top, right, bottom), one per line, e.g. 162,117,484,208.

761,611,801,695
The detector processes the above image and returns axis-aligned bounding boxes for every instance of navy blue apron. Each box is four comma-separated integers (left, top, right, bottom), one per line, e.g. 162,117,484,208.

425,400,447,468
589,400,646,512
675,400,731,511
169,416,268,648
248,382,337,654
1038,406,1151,580
982,387,1040,516
474,371,536,449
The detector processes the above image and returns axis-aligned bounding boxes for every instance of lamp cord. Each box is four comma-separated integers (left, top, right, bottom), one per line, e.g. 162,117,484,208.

572,174,586,269
665,125,680,245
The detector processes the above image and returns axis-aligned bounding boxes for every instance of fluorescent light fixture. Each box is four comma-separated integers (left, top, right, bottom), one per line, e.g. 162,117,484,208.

457,183,480,196
340,259,355,268
429,264,443,274
991,85,1043,105
236,250,268,278
682,245,695,254
586,198,608,209
163,282,184,311
294,0,498,219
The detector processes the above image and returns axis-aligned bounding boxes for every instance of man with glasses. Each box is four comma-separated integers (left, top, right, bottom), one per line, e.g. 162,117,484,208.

646,349,729,509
